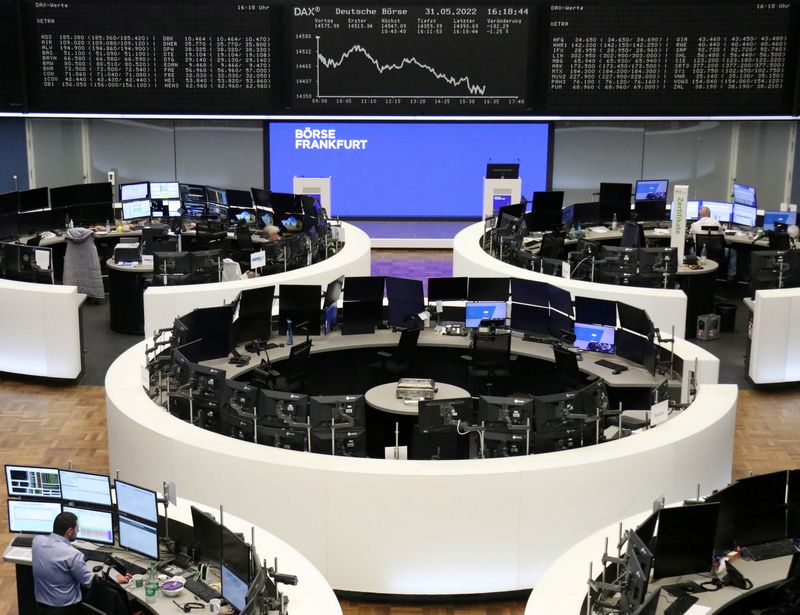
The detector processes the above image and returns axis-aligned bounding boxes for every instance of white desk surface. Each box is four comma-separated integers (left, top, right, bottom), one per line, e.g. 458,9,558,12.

106,257,154,273
365,382,471,415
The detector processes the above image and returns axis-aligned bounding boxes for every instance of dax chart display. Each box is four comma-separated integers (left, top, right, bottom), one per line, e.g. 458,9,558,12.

290,5,534,112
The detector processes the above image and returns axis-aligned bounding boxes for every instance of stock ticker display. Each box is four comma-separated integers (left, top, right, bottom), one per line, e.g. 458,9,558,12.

3,0,800,116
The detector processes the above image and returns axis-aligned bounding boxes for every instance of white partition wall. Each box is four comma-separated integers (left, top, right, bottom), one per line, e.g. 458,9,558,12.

749,288,800,383
0,279,84,379
453,222,689,339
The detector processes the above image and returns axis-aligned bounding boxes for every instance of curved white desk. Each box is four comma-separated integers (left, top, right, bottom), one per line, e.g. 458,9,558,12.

749,287,800,384
107,326,731,596
142,222,371,336
453,222,689,339
0,278,85,379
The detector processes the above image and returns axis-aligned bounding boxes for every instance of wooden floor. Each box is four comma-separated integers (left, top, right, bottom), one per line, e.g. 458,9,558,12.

0,381,798,615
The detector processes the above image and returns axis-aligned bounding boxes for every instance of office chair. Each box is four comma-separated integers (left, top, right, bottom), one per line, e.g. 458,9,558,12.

461,332,513,395
694,234,726,277
83,571,135,615
553,345,585,390
230,226,257,271
258,339,312,393
539,233,565,259
768,231,791,250
375,328,421,377
620,220,645,248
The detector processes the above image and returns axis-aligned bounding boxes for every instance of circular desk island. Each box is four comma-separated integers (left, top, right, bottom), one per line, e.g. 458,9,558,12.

106,326,735,598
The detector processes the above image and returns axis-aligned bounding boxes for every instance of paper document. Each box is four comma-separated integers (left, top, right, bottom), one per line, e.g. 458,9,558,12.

7,547,32,561
35,249,51,270
588,226,609,233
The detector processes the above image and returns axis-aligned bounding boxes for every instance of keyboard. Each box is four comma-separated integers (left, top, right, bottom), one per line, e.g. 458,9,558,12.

595,359,628,372
75,546,109,563
11,535,33,548
523,333,554,344
114,556,148,575
184,577,221,603
664,594,698,615
744,539,798,561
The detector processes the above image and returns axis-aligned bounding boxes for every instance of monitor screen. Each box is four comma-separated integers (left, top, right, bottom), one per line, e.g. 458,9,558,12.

115,479,158,524
493,193,512,210
62,505,114,545
532,191,564,211
191,506,222,562
149,182,180,200
574,323,616,354
164,199,182,216
733,182,757,208
615,329,652,366
343,276,385,302
617,303,653,338
0,191,18,215
18,188,49,212
5,465,61,499
206,186,228,206
8,499,61,534
118,514,159,560
427,277,468,302
599,182,632,204
222,525,251,582
510,303,550,335
763,211,797,231
59,470,112,507
221,563,248,612
120,182,149,202
50,184,82,209
633,200,667,222
574,297,616,326
467,277,509,301
732,203,757,227
278,284,322,336
465,301,507,328
547,285,572,317
510,278,549,307
675,199,701,221
386,277,425,329
122,199,152,220
653,503,719,579
635,179,668,202
703,201,733,222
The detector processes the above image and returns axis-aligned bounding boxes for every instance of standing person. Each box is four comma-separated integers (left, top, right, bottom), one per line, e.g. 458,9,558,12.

32,511,130,614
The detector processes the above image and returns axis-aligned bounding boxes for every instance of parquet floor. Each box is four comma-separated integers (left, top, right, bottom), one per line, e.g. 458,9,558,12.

1,383,797,615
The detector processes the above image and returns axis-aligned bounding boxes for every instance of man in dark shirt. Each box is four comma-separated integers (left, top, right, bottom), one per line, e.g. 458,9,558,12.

32,511,130,615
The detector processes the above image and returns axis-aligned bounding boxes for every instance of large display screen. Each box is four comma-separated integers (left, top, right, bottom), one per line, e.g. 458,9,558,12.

269,121,549,218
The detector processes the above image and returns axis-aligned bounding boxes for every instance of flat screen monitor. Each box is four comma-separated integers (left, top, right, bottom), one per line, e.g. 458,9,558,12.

511,278,549,307
18,188,49,212
763,211,797,231
465,301,507,328
732,203,757,227
547,285,572,316
0,191,18,215
724,471,788,548
427,277,468,301
180,183,208,204
191,506,222,562
149,182,180,200
468,277,509,301
527,208,564,232
58,470,112,507
177,304,237,362
477,395,533,425
486,163,519,179
8,499,61,534
343,276,384,302
50,184,82,209
574,323,616,354
571,202,601,225
118,513,159,560
733,182,757,208
635,179,668,203
78,182,113,206
122,199,152,220
206,186,228,206
532,191,564,211
5,465,61,499
574,297,616,327
418,398,473,429
638,247,678,277
278,284,321,336
309,395,365,428
221,563,248,612
498,202,526,225
115,479,158,524
231,285,275,346
386,277,425,329
250,187,269,207
703,200,733,222
257,390,308,427
510,303,550,335
685,200,701,220
548,310,573,339
617,303,653,338
615,329,653,367
225,189,253,208
62,505,114,545
633,201,667,221
222,525,251,582
624,530,653,611
119,182,149,202
309,425,367,456
653,503,719,579
599,182,632,204
599,201,632,223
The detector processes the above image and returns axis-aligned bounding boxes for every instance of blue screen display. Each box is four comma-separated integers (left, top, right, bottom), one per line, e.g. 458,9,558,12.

269,122,549,218
465,301,507,328
574,323,615,354
763,211,797,231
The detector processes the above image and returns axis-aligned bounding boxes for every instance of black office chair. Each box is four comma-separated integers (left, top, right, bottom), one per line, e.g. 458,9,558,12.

539,233,565,259
376,328,421,377
257,340,312,393
768,231,791,250
694,234,726,265
553,346,585,390
231,226,257,271
83,571,135,615
462,332,513,395
620,220,645,248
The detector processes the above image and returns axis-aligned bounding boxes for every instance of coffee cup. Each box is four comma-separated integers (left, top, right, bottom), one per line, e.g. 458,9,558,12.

133,574,144,588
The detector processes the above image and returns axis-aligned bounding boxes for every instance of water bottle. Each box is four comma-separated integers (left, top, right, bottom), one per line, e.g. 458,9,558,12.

145,563,158,604
105,219,111,233
574,221,582,239
286,318,294,346
700,243,708,266
611,212,618,231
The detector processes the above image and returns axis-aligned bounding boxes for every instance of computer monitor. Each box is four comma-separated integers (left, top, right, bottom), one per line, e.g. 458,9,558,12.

526,208,564,232
533,391,578,431
309,395,365,428
177,304,237,362
622,530,653,611
278,284,321,336
118,514,159,560
465,301,507,328
0,191,18,216
386,277,425,329
256,425,308,451
615,329,656,373
5,465,61,499
486,163,519,179
571,202,601,225
221,563,248,612
635,510,659,549
600,182,632,205
638,247,678,276
149,182,180,200
418,398,473,429
763,211,797,231
115,479,158,524
635,179,668,203
153,252,192,277
18,188,49,213
8,499,61,534
599,201,632,223
427,277,468,302
121,199,152,221
574,323,616,354
477,395,533,426
547,285,572,316
510,278,549,307
58,470,112,507
257,390,308,427
226,380,259,415
222,525,251,582
205,186,228,206
532,191,564,211
732,203,757,227
685,200,701,220
573,297,616,327
633,201,667,222
498,202,526,225
191,505,222,562
652,503,719,579
548,310,574,339
510,303,550,336
62,505,114,545
600,245,639,275
733,182,757,208
230,286,275,346
324,276,344,308
119,182,149,202
617,303,654,338
309,426,367,456
467,277,509,301
703,200,733,222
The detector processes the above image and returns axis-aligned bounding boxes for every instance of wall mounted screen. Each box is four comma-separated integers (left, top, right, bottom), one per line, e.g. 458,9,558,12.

269,122,549,218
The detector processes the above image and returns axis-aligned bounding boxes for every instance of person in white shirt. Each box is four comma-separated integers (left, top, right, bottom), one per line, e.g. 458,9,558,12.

689,206,721,238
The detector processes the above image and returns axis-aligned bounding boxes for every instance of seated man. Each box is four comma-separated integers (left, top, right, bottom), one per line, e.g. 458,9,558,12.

689,206,736,280
264,224,281,241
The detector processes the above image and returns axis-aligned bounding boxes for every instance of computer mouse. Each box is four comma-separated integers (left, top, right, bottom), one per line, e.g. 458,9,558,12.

612,370,621,375
279,343,285,347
